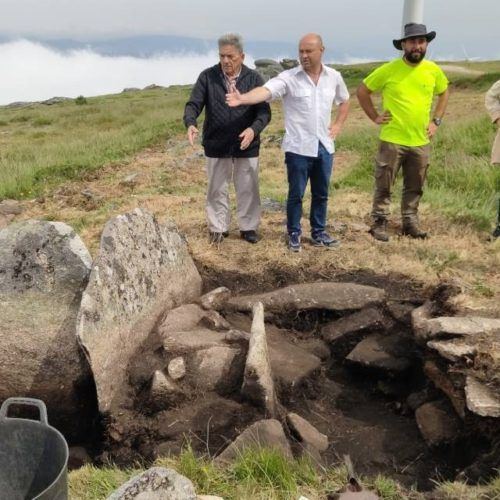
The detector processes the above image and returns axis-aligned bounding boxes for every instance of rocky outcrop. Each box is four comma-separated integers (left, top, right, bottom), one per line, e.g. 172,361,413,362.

0,220,92,432
77,209,202,413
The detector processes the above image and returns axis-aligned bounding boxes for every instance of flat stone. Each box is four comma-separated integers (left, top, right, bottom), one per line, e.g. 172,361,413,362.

415,401,461,446
321,307,387,357
167,357,186,380
199,287,231,311
465,376,500,418
119,173,139,187
427,339,476,362
286,412,328,451
158,304,207,336
425,316,500,339
163,328,226,351
423,361,465,419
226,282,386,314
106,466,196,500
216,419,292,464
77,209,202,414
346,334,412,373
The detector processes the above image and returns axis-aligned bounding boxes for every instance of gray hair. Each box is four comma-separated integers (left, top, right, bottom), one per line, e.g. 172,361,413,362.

218,33,244,53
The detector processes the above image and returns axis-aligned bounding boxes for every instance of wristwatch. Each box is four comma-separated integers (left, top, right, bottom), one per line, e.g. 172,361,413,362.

432,117,442,126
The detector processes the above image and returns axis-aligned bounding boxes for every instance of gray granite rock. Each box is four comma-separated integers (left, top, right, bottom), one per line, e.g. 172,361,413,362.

194,345,241,392
425,316,500,338
107,467,196,499
0,220,92,426
167,357,186,380
77,209,202,413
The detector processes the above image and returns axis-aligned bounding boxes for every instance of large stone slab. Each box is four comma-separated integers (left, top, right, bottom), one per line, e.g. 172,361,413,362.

427,339,476,362
77,209,202,413
0,220,92,430
226,282,386,313
286,412,328,451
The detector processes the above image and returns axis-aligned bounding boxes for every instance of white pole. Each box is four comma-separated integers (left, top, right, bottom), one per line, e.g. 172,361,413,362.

402,0,424,34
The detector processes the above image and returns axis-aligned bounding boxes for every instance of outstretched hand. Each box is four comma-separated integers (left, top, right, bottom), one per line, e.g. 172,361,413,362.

226,89,242,107
239,128,255,150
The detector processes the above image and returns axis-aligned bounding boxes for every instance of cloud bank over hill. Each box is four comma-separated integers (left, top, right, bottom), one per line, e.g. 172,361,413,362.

0,40,252,105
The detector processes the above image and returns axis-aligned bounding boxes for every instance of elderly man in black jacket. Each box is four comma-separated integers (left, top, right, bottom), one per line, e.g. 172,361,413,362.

183,33,271,244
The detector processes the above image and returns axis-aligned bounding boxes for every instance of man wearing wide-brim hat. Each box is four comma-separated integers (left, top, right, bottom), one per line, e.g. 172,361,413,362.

357,23,449,241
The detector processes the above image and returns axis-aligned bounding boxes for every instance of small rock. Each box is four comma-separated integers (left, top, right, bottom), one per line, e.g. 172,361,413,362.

415,400,461,446
106,466,197,499
199,309,231,331
68,446,91,470
120,173,139,188
167,357,186,380
286,412,328,451
0,199,23,215
216,419,292,464
199,287,231,311
349,222,371,233
150,371,182,409
465,376,500,418
195,345,241,392
427,339,476,362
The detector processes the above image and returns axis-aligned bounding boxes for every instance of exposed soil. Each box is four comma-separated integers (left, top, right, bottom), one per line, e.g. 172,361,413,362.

68,269,498,492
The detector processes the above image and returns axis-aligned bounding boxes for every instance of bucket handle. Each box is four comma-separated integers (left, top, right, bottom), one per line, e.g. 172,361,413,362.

0,397,49,425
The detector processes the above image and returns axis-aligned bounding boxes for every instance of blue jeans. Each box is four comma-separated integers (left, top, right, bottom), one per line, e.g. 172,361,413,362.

285,142,334,236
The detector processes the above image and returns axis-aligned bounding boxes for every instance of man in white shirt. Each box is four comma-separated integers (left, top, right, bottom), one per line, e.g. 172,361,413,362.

226,33,350,252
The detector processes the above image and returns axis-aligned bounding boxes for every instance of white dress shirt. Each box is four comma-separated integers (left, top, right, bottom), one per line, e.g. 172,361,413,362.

264,65,349,156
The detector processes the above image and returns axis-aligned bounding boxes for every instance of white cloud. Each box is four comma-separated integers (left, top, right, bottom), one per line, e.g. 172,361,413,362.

0,39,254,105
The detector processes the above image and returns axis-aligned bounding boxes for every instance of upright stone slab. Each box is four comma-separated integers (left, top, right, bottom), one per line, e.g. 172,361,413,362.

77,209,202,413
226,282,386,313
0,220,92,428
241,302,278,417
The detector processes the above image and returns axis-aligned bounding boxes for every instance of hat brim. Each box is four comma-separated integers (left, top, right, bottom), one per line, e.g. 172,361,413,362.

393,31,436,50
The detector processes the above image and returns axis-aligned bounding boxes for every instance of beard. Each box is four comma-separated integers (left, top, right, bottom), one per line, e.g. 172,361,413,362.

404,48,426,63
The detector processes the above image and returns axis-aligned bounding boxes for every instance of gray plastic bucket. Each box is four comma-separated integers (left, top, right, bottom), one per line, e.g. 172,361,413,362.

0,398,69,500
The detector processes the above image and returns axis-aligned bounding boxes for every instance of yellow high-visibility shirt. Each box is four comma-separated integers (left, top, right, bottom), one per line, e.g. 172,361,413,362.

363,58,448,147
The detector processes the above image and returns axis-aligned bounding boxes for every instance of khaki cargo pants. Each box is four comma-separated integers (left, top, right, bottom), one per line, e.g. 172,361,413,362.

371,140,430,223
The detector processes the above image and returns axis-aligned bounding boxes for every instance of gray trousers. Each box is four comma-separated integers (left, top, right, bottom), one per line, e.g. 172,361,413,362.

206,157,260,233
372,141,430,223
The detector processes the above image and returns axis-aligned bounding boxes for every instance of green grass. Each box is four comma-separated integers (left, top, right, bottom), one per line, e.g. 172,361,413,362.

0,87,190,199
337,116,499,230
68,446,500,499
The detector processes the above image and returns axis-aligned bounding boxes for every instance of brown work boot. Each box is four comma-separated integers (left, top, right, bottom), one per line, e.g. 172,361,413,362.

369,217,389,242
402,221,428,239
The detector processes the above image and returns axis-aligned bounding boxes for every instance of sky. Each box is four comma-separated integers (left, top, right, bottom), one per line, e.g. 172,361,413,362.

0,0,499,104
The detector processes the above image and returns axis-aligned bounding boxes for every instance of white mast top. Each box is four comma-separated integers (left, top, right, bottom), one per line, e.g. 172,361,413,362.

402,0,424,35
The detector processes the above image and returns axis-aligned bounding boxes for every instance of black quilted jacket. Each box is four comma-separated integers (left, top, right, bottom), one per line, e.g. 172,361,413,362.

183,64,271,158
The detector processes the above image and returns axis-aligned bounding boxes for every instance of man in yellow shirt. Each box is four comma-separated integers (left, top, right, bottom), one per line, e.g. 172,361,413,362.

357,23,449,241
